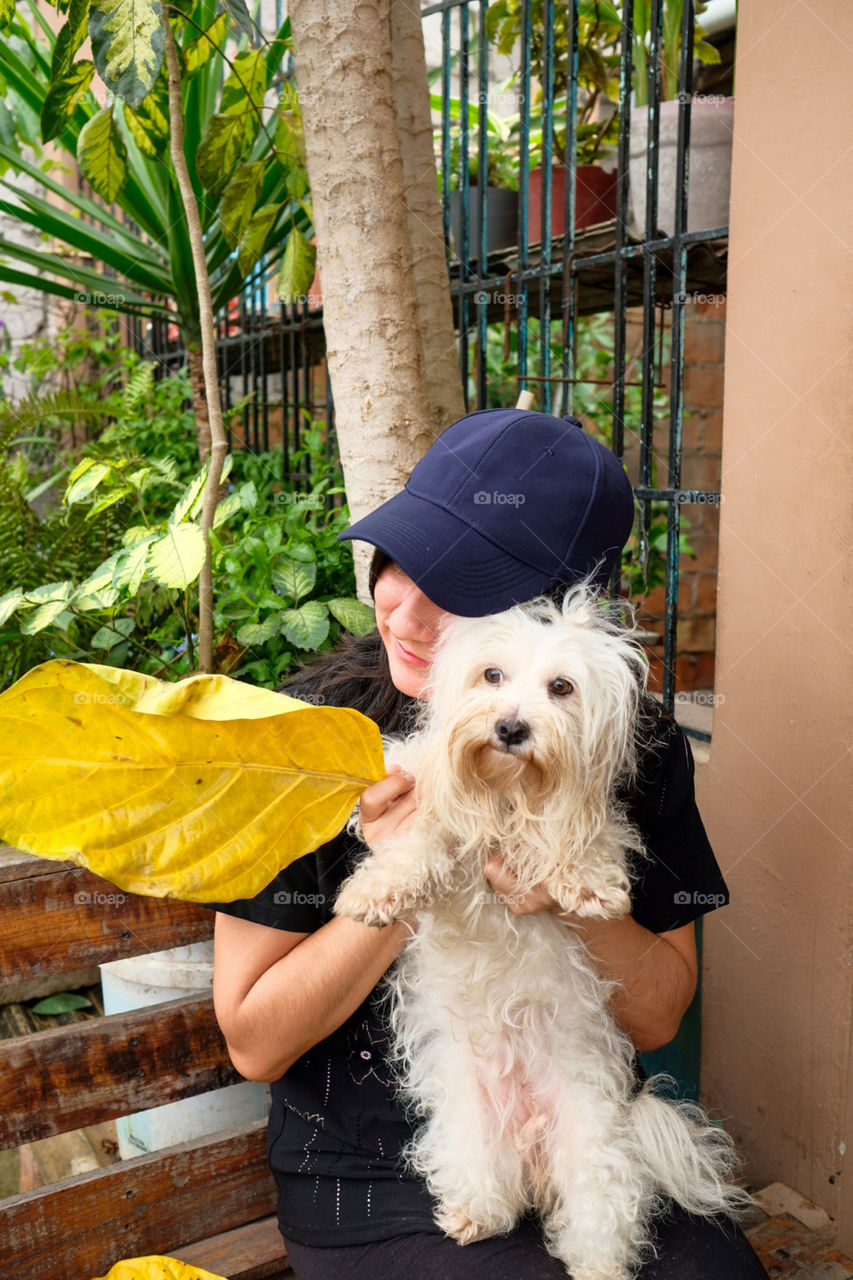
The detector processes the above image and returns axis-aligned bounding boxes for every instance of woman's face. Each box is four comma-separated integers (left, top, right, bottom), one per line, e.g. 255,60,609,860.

373,563,457,698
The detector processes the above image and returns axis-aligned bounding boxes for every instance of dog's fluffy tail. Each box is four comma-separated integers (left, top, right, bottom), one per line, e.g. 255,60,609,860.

629,1082,752,1219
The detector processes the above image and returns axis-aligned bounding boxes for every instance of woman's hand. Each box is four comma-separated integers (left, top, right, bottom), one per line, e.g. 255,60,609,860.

483,854,561,916
358,764,417,852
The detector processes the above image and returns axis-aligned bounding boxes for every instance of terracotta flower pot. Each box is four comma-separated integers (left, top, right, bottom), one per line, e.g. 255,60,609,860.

527,165,618,242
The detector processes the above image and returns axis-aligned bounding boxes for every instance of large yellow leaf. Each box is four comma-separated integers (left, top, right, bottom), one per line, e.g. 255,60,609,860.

92,1257,226,1280
0,660,384,903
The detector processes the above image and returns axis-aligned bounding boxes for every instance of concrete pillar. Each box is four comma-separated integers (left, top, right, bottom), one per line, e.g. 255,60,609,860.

696,0,853,1246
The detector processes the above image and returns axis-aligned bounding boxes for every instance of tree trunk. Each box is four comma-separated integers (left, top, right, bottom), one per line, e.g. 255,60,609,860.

186,346,213,462
288,0,465,594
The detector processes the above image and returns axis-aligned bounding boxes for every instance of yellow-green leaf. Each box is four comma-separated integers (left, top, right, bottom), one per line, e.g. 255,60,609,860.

40,61,95,145
89,0,164,112
51,0,92,83
220,160,265,248
197,112,256,189
185,10,228,75
147,523,206,589
123,78,169,157
278,227,316,305
279,599,329,649
0,0,14,31
78,107,128,203
327,597,376,636
92,1256,227,1280
0,661,385,902
237,202,282,275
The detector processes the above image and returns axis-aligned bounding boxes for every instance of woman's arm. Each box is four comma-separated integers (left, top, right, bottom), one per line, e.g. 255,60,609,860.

483,856,697,1053
213,768,418,1083
213,911,409,1082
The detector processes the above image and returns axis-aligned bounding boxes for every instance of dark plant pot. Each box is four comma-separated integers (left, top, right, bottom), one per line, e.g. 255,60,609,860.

527,165,618,241
449,187,520,258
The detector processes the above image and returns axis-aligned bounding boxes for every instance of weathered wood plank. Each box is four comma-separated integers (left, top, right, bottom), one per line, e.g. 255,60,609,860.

0,863,213,983
0,994,243,1147
173,1216,292,1280
0,1122,276,1280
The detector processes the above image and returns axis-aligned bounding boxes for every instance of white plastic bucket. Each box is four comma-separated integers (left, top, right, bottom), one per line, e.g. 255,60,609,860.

100,942,269,1160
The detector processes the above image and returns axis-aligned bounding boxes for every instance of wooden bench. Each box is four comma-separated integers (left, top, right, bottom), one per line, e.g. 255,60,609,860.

0,848,293,1280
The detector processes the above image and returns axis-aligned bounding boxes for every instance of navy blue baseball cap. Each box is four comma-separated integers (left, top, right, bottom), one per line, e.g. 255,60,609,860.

339,408,635,617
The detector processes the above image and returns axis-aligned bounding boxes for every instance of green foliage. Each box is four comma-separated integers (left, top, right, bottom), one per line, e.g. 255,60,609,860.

32,991,93,1015
0,0,312,353
0,319,369,691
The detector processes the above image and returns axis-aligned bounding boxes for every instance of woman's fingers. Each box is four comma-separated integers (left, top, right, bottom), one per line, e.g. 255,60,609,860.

359,765,415,825
483,855,557,916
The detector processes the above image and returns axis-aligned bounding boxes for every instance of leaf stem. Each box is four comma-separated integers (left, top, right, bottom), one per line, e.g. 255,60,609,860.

162,15,227,674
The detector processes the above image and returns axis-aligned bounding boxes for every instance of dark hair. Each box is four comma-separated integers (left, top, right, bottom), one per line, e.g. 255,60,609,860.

278,548,414,734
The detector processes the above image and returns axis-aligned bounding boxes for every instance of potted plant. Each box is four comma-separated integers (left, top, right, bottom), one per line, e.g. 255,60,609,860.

434,91,521,257
629,0,731,236
486,0,624,240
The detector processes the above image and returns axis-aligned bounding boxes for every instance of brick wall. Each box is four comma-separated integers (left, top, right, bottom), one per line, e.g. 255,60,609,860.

633,297,726,694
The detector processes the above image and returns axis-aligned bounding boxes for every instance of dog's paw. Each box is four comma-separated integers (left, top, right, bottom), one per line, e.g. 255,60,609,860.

435,1204,495,1246
552,877,631,920
334,865,421,927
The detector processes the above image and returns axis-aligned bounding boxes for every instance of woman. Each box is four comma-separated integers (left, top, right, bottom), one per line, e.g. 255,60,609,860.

211,408,767,1279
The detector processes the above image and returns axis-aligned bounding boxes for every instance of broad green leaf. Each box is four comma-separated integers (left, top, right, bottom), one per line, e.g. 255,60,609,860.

0,660,385,902
285,542,316,564
284,163,310,201
93,1256,227,1280
220,50,266,116
0,590,24,626
22,582,72,605
65,459,113,505
78,107,128,203
274,109,306,165
40,61,95,145
19,599,69,634
272,557,316,601
237,202,281,275
91,618,134,648
236,615,280,646
147,523,206,588
185,11,228,75
212,490,244,528
220,0,256,45
196,113,256,189
326,597,377,637
279,599,329,649
0,0,14,31
113,537,155,592
51,0,92,81
123,79,169,157
32,991,93,1014
220,161,264,248
86,487,133,519
89,0,164,111
278,227,316,305
169,465,208,526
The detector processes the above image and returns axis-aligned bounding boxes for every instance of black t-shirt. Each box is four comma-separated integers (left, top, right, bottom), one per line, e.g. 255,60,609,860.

212,709,729,1247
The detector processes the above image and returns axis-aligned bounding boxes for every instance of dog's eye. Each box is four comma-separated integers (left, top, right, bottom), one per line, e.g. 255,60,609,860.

483,667,504,685
549,677,574,697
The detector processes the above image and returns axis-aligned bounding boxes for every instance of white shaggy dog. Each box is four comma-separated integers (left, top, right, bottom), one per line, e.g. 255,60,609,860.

335,588,747,1280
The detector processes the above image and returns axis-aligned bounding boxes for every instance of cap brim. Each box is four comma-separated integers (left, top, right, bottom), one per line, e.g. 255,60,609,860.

340,488,603,617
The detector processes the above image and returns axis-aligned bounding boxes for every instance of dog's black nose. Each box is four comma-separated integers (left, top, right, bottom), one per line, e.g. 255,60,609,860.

495,717,530,748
